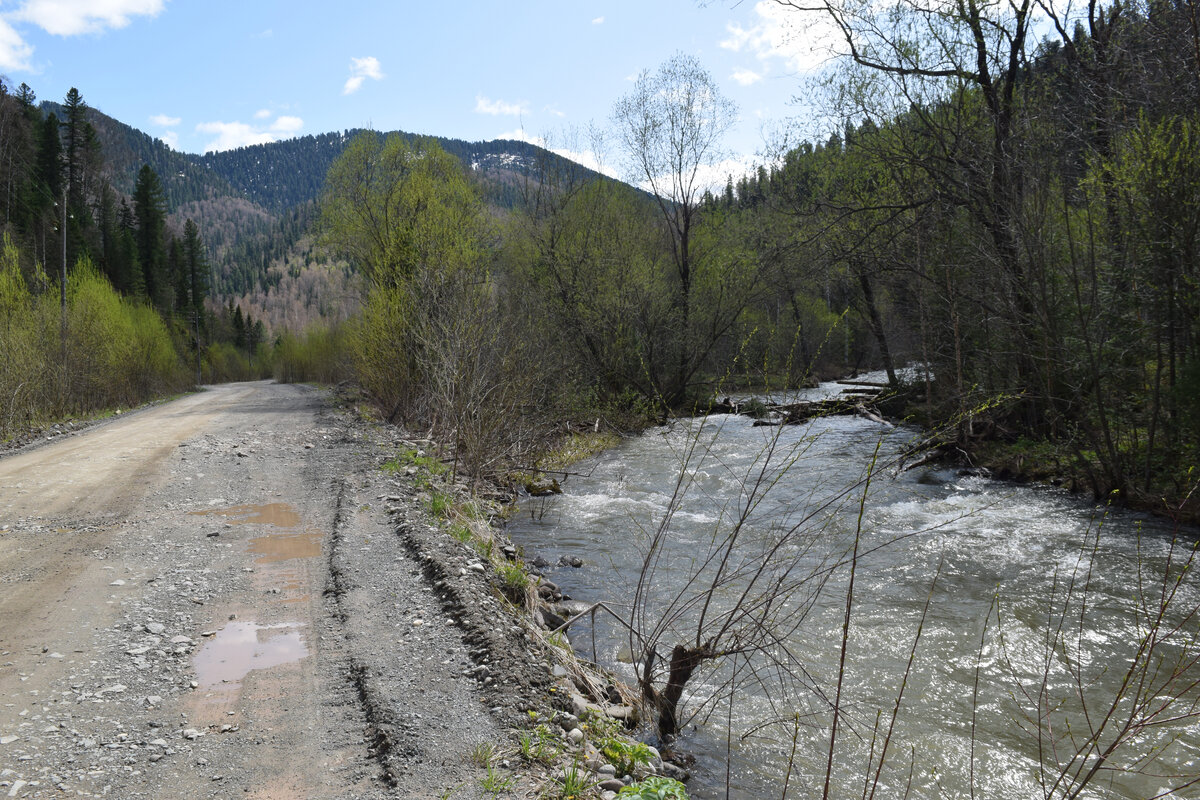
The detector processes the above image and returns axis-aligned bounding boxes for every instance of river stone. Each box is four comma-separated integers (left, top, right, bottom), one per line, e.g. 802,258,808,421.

599,778,625,792
541,606,568,631
556,600,593,618
566,727,584,745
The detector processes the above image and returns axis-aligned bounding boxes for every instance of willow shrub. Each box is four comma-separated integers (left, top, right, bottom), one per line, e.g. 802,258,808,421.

274,323,355,385
65,259,187,413
0,239,188,439
205,341,274,384
0,239,53,435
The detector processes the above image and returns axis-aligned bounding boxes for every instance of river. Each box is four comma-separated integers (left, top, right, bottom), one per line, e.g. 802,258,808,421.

505,378,1200,799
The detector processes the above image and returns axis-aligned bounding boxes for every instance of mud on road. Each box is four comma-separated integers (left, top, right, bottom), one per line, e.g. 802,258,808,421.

0,381,553,799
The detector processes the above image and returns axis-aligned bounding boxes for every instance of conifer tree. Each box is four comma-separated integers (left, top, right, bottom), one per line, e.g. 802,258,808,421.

133,164,167,309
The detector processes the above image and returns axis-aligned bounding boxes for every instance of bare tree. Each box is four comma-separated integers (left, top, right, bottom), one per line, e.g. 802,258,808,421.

613,53,742,405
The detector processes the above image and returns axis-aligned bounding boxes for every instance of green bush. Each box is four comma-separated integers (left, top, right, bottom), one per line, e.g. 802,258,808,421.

0,241,189,436
273,323,354,384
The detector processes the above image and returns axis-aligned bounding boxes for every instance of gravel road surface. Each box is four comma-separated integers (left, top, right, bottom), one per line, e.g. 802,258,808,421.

0,381,546,799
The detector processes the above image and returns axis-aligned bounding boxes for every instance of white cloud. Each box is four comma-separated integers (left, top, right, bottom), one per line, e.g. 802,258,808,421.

159,130,178,150
270,115,303,134
253,108,272,120
14,0,164,37
342,55,383,95
194,113,303,153
0,18,33,71
720,0,835,73
591,16,604,24
545,105,566,118
475,95,527,116
731,68,763,86
196,121,277,153
150,113,180,127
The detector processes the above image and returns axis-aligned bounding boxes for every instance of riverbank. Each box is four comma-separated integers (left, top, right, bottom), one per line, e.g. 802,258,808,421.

692,376,1200,528
334,387,693,799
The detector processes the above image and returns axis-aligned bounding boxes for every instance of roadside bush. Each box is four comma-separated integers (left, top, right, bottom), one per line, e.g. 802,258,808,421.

0,238,51,435
0,241,189,436
273,323,354,384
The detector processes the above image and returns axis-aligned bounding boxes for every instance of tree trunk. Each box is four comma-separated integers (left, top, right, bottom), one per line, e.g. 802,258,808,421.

857,270,898,388
655,643,710,740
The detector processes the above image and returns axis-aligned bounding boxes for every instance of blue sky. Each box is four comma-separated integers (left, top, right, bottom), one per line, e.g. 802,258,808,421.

0,1,834,178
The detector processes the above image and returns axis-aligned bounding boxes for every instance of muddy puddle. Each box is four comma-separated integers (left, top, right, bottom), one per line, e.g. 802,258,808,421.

191,502,321,562
191,502,301,528
193,621,309,689
248,530,322,563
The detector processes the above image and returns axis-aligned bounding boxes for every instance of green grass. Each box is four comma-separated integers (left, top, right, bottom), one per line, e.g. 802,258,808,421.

480,763,516,795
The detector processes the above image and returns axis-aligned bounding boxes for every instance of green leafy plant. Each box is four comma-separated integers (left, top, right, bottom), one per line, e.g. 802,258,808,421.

598,736,653,777
617,776,689,799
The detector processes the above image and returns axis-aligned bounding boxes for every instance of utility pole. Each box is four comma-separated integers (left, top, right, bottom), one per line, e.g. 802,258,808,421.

193,309,202,385
60,187,67,405
60,187,66,319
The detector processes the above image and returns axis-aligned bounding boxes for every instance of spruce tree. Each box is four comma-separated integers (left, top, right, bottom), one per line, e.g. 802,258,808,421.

133,164,167,309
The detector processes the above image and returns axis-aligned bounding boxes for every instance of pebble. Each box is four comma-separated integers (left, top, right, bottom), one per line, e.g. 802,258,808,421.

566,728,584,745
0,736,18,745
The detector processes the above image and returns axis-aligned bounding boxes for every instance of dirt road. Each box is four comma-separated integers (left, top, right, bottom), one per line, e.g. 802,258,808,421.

0,382,540,799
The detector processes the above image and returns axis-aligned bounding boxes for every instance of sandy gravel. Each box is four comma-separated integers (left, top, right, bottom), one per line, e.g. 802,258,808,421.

0,381,552,799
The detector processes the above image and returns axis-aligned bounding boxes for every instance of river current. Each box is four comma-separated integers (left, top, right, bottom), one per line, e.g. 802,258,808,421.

506,378,1200,799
